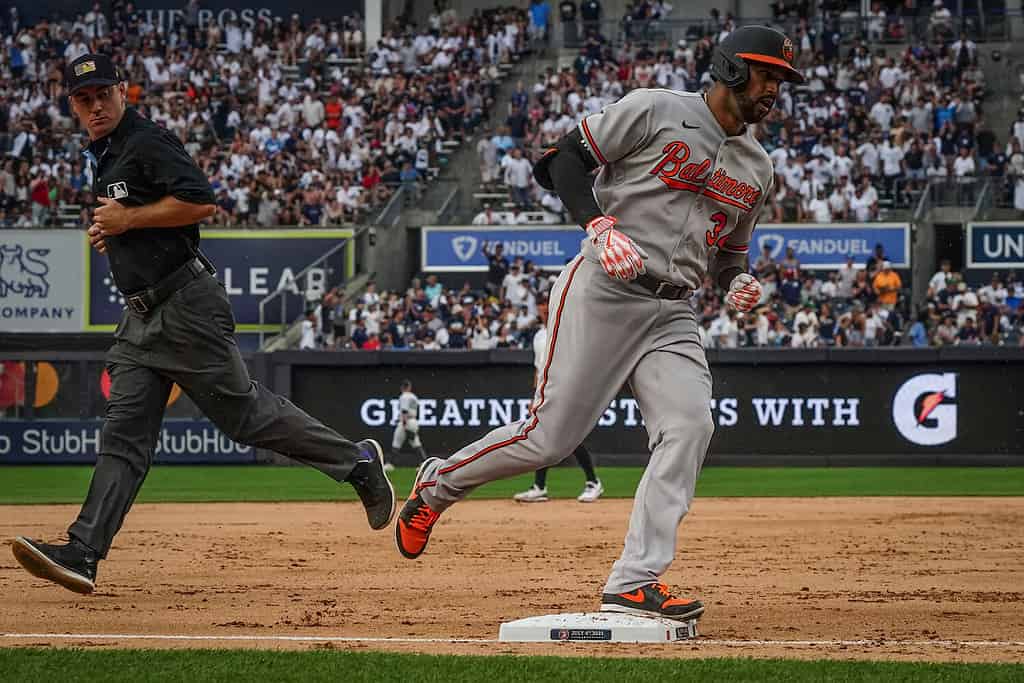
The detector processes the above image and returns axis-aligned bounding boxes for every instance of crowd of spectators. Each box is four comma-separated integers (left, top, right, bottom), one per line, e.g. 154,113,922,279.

0,3,531,227
474,0,1020,225
299,233,1024,352
300,241,556,351
698,248,1024,349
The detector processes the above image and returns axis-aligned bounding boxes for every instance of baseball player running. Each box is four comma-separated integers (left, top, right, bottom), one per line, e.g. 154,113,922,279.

396,26,800,621
391,379,428,465
513,300,602,503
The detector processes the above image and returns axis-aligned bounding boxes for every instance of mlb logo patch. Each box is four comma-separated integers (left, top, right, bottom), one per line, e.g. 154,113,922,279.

107,181,128,199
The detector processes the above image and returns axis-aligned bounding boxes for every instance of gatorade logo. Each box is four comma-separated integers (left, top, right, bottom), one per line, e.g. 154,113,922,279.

892,373,957,446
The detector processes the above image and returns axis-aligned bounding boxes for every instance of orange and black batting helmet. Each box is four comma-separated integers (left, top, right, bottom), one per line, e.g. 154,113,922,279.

710,25,805,89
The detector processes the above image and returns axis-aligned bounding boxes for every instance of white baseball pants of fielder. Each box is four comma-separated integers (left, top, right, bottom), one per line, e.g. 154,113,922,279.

392,419,422,450
417,255,714,594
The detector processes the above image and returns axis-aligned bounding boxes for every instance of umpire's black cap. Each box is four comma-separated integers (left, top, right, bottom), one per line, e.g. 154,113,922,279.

64,53,122,95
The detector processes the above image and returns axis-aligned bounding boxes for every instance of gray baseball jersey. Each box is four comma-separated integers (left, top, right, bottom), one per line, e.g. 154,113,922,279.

415,88,772,599
579,89,773,290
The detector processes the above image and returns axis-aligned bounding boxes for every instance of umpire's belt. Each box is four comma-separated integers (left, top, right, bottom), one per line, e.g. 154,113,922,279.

635,273,691,300
123,258,210,314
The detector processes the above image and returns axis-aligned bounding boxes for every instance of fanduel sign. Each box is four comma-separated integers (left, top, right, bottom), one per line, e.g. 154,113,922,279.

966,223,1024,269
750,223,910,270
421,226,583,271
421,224,909,272
0,230,85,332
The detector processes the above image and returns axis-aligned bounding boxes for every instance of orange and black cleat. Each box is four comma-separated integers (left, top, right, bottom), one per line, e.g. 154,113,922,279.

395,458,443,559
600,582,705,620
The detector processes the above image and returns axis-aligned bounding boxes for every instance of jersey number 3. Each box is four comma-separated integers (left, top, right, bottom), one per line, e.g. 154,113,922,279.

705,211,729,248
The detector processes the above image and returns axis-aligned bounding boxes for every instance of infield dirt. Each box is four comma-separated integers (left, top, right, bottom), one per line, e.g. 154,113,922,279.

2,498,1022,663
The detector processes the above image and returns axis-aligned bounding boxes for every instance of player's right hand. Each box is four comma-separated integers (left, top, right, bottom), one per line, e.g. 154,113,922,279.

586,215,649,282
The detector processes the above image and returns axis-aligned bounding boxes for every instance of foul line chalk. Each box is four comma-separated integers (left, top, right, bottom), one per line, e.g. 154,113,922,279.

3,633,1024,647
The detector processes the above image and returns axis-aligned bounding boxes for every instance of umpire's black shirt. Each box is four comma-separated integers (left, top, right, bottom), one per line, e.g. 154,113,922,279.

86,107,215,293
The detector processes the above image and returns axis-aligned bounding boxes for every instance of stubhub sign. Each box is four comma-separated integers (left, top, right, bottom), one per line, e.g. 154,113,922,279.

0,420,255,464
422,224,909,272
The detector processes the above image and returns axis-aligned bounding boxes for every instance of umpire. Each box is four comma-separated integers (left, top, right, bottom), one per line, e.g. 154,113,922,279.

11,54,395,595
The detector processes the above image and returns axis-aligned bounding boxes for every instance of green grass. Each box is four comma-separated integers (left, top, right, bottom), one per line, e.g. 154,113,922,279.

0,649,1020,682
1,466,1023,505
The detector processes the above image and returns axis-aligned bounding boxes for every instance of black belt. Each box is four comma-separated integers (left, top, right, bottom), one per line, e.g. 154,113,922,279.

636,273,691,300
123,257,211,314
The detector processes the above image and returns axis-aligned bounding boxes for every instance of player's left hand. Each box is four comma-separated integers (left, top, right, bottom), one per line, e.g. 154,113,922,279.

726,273,762,312
91,196,133,237
86,225,107,253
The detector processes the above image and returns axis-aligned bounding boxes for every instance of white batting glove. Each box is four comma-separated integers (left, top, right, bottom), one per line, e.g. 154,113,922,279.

726,273,762,312
586,215,649,282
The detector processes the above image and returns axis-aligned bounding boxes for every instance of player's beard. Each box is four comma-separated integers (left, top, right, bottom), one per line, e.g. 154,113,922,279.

734,89,774,124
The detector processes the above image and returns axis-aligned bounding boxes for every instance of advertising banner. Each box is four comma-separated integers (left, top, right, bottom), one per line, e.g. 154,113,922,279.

966,223,1024,269
422,226,584,272
0,229,85,332
422,223,910,272
748,223,910,270
290,362,1022,462
87,229,353,332
20,1,363,26
0,420,255,464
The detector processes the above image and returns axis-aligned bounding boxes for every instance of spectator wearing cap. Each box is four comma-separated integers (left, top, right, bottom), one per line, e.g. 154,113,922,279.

473,203,500,225
866,243,888,278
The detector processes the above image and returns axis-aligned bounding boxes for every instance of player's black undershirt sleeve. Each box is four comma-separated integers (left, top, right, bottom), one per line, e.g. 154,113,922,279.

717,266,745,291
533,129,603,228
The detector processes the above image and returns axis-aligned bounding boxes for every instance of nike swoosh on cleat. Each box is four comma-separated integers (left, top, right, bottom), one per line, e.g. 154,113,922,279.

619,589,647,603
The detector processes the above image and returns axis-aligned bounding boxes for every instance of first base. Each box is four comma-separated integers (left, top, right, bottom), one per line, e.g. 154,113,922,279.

498,612,699,642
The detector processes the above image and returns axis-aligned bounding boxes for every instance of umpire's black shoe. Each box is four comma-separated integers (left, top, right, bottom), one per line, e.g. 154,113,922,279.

11,536,98,595
348,439,396,530
600,582,705,620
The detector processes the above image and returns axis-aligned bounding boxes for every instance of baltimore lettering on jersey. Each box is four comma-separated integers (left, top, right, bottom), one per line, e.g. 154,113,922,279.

649,141,762,213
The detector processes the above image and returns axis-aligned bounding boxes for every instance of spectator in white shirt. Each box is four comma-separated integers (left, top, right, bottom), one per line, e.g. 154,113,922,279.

870,94,896,132
473,204,501,225
856,137,880,178
879,136,905,196
827,184,848,220
503,147,533,208
849,185,876,221
502,264,529,307
928,259,953,296
952,147,976,180
299,311,318,349
807,189,832,223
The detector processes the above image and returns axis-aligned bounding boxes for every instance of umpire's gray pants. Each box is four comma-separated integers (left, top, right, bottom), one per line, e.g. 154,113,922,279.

69,272,362,557
418,256,714,593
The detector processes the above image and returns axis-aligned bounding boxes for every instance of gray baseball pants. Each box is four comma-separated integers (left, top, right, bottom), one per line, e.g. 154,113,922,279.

417,255,714,593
